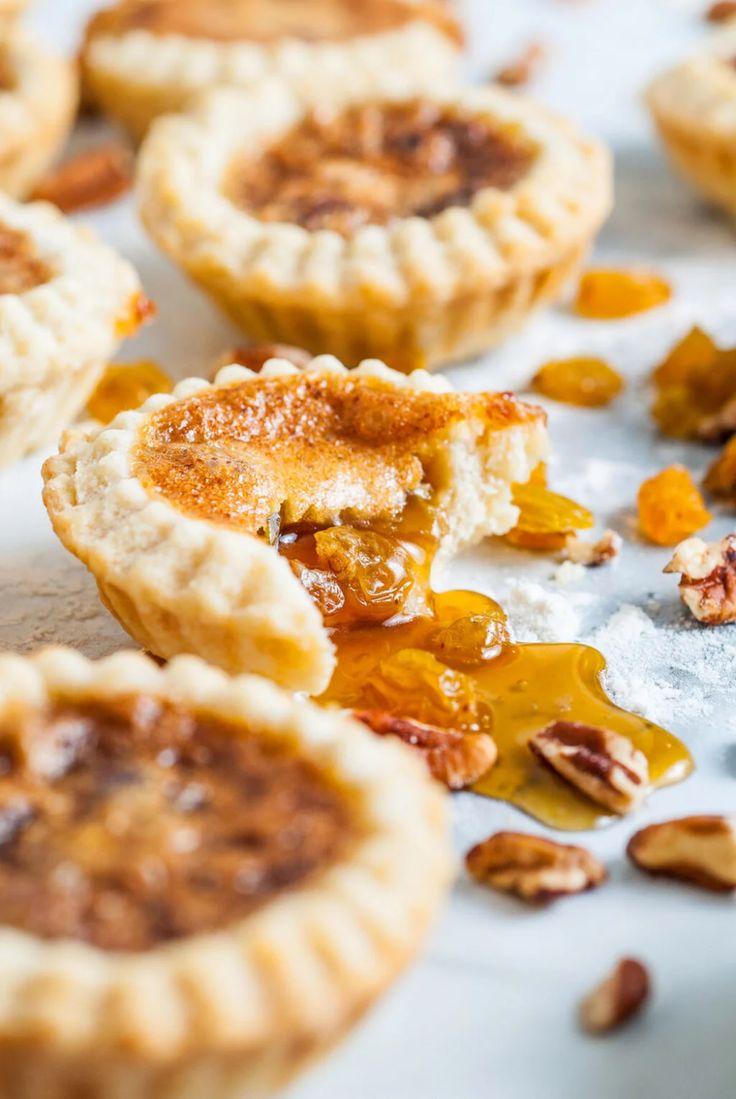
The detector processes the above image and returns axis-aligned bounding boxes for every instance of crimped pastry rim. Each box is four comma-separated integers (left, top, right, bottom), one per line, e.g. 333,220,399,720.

0,645,451,1061
0,31,78,160
137,76,611,311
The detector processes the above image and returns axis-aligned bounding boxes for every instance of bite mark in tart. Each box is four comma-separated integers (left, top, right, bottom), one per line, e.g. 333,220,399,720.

138,79,611,370
0,646,451,1099
0,193,148,470
81,0,462,139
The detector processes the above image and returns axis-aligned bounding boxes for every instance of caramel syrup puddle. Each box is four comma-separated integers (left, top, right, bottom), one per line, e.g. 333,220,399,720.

280,516,693,831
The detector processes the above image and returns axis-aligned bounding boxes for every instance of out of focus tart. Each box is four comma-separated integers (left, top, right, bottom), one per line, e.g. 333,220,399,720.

138,78,611,369
0,646,451,1099
43,355,547,691
647,26,736,216
0,193,147,469
0,0,27,33
81,0,462,139
0,32,77,199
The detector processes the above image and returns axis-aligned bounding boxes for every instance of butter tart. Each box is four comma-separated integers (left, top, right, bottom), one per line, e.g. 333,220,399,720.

138,78,611,370
0,0,26,33
0,646,451,1099
647,27,736,217
0,32,78,199
43,355,547,692
0,193,148,469
81,0,462,139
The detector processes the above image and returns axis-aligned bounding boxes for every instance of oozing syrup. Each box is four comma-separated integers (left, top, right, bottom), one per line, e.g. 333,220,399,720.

280,516,692,831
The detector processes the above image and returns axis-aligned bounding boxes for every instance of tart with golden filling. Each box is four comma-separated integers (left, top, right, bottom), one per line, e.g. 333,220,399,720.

647,27,736,216
43,355,547,692
0,193,148,470
138,78,611,370
0,32,78,200
0,646,451,1099
81,0,462,139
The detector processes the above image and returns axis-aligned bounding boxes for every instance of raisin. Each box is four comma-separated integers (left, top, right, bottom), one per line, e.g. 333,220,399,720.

532,356,624,407
650,327,736,441
364,649,480,729
428,613,509,665
506,482,594,552
87,361,173,424
704,437,736,501
574,268,671,320
637,465,712,546
313,526,414,622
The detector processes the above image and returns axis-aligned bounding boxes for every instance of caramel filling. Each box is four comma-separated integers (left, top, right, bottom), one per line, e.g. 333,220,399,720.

226,102,537,235
0,225,52,296
0,695,355,951
87,0,433,44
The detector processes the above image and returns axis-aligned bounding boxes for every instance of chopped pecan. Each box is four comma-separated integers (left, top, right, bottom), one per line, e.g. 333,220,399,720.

31,144,134,214
212,343,312,376
529,721,649,814
627,815,736,891
664,535,736,625
353,710,496,790
493,41,547,87
561,529,622,568
706,0,736,21
465,831,606,903
579,958,651,1034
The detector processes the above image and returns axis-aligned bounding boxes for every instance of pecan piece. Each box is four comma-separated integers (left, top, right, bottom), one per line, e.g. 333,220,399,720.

465,831,606,903
529,721,649,814
31,143,134,214
664,535,736,625
561,529,622,568
579,958,651,1034
706,0,736,21
353,710,496,790
493,41,547,87
212,342,312,376
627,815,736,891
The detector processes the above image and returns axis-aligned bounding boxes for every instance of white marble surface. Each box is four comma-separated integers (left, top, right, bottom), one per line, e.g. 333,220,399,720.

5,1,736,1096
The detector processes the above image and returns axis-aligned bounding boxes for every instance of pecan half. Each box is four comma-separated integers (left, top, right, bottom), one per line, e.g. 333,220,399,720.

353,710,497,790
465,831,606,903
706,1,736,22
493,41,547,87
529,721,649,814
212,343,312,376
579,958,651,1034
562,529,622,568
664,535,736,625
627,815,736,891
31,144,134,214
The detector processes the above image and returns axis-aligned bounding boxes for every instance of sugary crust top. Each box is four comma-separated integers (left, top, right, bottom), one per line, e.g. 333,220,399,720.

647,27,736,136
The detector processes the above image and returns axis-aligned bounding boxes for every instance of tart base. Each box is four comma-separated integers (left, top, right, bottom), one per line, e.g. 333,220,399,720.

650,112,736,217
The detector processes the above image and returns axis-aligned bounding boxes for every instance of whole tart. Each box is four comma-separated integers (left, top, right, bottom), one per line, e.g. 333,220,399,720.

138,78,611,370
0,32,78,200
42,355,548,692
0,193,147,470
0,646,451,1098
81,0,462,140
647,27,736,216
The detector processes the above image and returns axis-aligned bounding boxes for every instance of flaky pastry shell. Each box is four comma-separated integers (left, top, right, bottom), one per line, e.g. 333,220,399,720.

138,77,611,370
0,646,451,1099
43,355,547,693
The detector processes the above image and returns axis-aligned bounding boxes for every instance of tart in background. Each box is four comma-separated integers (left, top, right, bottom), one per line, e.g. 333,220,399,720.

0,193,147,469
138,77,611,370
81,0,462,139
0,646,451,1099
0,0,27,34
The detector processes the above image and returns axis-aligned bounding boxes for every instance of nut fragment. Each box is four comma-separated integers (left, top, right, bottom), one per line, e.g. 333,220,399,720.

31,144,134,214
353,710,496,790
465,831,606,903
493,41,547,87
579,958,651,1034
529,721,649,814
212,343,311,376
562,529,622,568
627,815,736,891
664,535,736,625
706,0,736,21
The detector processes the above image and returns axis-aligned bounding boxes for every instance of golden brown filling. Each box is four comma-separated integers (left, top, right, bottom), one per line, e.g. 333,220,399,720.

0,695,354,951
0,225,52,296
87,0,444,44
226,102,537,234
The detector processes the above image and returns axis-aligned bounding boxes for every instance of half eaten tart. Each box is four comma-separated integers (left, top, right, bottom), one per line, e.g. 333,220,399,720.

138,77,611,370
0,32,78,200
42,356,548,692
647,26,736,217
0,646,451,1099
0,193,148,469
81,0,462,140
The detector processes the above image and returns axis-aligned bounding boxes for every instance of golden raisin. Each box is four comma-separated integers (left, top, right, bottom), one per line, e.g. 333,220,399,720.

313,526,414,622
637,465,712,546
650,327,736,441
574,268,671,320
532,356,624,407
428,613,509,666
651,326,718,387
704,436,736,501
86,360,173,423
364,649,481,729
506,482,594,552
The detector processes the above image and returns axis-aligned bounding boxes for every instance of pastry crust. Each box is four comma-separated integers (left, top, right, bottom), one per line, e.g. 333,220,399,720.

138,78,611,370
0,0,26,32
647,28,736,216
0,193,145,470
0,32,78,199
43,355,547,693
0,646,452,1099
81,0,461,140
